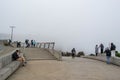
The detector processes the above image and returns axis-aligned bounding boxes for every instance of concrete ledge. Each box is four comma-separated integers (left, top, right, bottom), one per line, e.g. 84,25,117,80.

0,67,11,80
111,57,120,66
84,56,120,66
45,49,62,61
6,61,20,72
0,49,21,80
83,56,106,62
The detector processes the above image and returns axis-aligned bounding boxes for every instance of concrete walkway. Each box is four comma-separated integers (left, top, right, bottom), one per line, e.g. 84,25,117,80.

8,57,120,80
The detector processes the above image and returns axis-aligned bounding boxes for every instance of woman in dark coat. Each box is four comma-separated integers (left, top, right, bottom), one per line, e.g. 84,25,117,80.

71,48,76,58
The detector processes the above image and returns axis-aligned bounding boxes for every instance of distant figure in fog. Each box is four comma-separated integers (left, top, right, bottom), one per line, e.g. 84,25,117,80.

71,48,76,58
110,43,116,57
8,39,11,45
99,43,104,54
95,45,99,56
104,47,111,64
17,41,21,48
33,40,36,47
31,40,33,47
25,39,29,48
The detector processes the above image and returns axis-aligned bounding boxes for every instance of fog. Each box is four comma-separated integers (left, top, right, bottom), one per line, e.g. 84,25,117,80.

0,0,120,54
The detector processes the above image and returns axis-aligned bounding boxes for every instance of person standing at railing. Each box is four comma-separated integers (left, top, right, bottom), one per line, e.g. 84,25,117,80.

17,41,21,48
110,43,116,57
25,39,29,48
8,39,11,46
33,40,36,47
71,48,76,58
95,45,99,56
99,43,104,54
31,40,33,47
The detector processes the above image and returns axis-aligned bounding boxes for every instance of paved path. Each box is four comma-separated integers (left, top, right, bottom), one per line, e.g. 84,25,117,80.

7,57,120,80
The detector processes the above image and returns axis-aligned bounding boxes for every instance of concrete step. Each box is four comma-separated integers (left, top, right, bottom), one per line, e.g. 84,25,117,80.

23,48,56,60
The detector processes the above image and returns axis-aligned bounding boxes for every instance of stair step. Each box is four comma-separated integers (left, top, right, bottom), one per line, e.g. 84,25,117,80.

23,48,56,60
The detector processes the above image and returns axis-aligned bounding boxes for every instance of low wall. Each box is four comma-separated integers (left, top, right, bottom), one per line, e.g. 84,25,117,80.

84,56,120,66
0,40,7,46
0,45,3,51
111,57,120,66
45,49,62,61
0,48,21,80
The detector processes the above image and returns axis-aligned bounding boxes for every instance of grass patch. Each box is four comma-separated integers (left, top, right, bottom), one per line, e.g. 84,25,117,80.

115,52,120,57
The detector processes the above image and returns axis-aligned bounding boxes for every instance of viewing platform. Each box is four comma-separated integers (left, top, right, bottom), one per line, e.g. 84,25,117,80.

0,41,120,80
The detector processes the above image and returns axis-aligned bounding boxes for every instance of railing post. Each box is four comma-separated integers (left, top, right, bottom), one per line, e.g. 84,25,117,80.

44,43,46,48
39,43,42,48
48,43,50,49
52,42,55,49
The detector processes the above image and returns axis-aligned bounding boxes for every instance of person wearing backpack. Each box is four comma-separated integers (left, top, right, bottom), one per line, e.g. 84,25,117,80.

71,48,76,58
99,43,104,54
110,43,116,57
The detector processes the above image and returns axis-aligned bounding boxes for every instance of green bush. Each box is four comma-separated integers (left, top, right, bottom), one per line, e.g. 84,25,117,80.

61,52,66,56
61,52,71,56
77,52,85,57
115,53,120,57
89,54,95,56
66,52,71,56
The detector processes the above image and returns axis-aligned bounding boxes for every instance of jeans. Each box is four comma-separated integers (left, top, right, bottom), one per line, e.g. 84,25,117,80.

106,56,111,64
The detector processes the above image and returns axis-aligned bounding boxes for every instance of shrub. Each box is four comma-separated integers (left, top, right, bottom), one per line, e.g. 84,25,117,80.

61,52,71,56
66,52,71,56
61,52,66,56
77,51,85,57
115,53,120,57
89,54,95,56
4,42,9,46
116,51,118,53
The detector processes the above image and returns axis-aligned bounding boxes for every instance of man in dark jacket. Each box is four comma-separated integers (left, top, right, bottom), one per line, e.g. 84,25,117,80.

105,47,111,64
71,48,76,58
12,50,20,61
110,43,116,57
99,43,104,54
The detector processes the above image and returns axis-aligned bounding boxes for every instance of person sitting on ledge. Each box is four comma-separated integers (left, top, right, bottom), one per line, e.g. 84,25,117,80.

12,50,27,66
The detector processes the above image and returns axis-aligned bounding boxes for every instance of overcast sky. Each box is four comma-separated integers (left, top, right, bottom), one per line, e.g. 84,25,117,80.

0,0,120,53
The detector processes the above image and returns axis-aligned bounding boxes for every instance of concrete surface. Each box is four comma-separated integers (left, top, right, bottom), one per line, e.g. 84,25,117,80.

0,47,15,56
7,57,120,80
45,49,62,61
23,48,56,60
